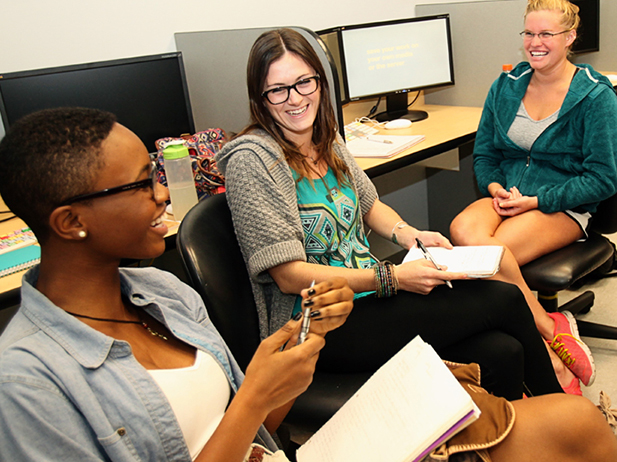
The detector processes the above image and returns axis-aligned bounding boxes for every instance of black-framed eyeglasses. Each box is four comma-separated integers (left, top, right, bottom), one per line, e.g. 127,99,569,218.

520,30,571,41
59,160,158,206
262,75,320,105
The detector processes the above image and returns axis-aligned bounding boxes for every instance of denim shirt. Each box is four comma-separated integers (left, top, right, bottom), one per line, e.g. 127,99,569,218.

0,266,277,461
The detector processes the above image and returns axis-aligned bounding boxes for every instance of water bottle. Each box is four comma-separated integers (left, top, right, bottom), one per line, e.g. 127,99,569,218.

162,141,198,221
502,64,513,73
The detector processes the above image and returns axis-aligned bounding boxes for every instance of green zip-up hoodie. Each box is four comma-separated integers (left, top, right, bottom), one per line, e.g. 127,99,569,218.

474,62,617,214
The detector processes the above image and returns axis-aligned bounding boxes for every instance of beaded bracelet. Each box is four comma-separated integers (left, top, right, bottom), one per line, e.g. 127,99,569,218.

374,261,399,298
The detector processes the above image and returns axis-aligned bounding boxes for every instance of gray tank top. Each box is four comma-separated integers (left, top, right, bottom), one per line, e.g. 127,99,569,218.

507,102,559,151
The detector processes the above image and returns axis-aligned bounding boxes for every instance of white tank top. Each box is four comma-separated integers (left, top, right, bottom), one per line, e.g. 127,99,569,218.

149,349,231,460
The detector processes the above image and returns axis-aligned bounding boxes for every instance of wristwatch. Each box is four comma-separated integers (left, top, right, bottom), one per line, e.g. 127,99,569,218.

391,221,409,246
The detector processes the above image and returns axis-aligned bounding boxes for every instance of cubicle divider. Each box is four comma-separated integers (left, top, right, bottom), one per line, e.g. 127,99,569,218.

175,27,344,136
417,0,617,108
417,0,527,108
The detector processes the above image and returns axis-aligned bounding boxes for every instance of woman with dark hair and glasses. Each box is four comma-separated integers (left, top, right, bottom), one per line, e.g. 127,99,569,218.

216,27,582,399
450,0,617,393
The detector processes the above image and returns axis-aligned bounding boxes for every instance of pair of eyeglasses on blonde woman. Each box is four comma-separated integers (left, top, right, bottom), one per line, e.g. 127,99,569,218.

519,29,572,41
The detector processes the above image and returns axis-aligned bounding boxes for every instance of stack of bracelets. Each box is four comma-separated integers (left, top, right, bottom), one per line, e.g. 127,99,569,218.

374,261,399,298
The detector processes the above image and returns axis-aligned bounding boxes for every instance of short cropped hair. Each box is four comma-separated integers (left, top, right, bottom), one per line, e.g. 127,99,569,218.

0,107,116,242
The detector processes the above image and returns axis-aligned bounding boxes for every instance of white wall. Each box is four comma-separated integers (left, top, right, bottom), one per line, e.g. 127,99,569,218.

0,0,419,74
1,0,504,74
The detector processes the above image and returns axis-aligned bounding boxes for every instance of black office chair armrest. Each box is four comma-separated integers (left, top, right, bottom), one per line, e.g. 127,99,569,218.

521,232,615,293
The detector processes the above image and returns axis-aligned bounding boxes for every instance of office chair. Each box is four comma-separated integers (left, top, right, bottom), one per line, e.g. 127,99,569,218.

520,193,617,340
176,193,370,434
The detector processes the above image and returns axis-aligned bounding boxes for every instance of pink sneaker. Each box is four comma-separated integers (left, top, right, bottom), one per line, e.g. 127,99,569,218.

548,311,596,386
562,377,582,396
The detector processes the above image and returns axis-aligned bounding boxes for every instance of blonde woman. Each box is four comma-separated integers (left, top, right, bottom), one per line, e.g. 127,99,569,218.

450,0,617,394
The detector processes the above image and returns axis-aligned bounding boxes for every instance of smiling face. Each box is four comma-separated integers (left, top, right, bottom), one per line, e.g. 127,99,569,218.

263,52,321,146
523,9,576,72
76,123,170,262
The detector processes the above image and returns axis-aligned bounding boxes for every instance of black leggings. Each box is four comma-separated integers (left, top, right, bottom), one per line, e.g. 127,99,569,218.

317,280,563,400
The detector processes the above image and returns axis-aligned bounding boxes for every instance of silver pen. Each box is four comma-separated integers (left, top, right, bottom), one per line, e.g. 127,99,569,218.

416,238,453,289
363,136,393,144
298,280,315,344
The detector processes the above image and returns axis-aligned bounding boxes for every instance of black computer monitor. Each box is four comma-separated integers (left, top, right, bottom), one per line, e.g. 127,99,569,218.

319,15,455,123
0,52,195,152
571,0,600,54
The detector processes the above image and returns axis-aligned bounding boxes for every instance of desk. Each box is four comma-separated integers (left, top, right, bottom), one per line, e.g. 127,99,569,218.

0,103,483,310
354,104,483,178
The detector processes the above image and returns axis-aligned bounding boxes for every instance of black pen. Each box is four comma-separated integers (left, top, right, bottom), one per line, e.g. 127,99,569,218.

298,280,315,344
415,238,453,289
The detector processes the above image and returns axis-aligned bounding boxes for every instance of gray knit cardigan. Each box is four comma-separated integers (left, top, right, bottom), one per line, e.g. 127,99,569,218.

216,130,378,339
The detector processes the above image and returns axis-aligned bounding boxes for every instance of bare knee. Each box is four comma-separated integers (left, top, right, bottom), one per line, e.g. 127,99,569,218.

570,397,617,460
493,395,617,461
545,396,615,455
450,211,486,246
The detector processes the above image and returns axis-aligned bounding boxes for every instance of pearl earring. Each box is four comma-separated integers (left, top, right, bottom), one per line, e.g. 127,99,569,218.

78,230,87,239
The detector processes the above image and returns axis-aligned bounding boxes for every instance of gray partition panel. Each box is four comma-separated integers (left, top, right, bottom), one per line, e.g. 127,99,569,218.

175,27,343,135
417,0,527,108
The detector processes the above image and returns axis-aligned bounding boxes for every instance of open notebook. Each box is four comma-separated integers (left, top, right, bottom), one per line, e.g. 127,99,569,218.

346,134,425,158
296,336,480,462
403,245,505,278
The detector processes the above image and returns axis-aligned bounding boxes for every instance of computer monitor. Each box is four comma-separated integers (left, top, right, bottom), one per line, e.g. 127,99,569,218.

571,0,600,54
0,52,195,152
319,15,455,122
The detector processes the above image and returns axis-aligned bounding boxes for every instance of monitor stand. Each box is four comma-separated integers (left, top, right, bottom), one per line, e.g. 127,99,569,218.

374,93,428,123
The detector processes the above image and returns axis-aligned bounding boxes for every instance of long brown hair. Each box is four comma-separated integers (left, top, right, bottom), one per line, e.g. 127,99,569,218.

240,28,349,184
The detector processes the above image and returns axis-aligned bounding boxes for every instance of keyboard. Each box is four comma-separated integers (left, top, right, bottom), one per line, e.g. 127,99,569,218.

0,227,37,255
344,121,379,143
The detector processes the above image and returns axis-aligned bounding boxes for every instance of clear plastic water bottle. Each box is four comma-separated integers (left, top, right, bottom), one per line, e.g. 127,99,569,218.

162,141,198,221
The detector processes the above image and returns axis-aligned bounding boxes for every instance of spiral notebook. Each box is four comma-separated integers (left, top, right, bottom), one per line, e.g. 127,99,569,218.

0,245,41,278
296,336,480,462
346,134,425,158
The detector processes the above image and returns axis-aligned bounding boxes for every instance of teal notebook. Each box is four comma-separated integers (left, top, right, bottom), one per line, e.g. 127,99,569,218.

0,245,41,278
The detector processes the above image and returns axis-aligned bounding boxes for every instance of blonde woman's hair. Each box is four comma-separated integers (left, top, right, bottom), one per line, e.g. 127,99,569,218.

524,0,580,31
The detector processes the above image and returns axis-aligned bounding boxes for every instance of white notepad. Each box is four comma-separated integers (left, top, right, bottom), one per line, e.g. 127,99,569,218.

346,134,425,158
296,336,480,462
403,245,505,278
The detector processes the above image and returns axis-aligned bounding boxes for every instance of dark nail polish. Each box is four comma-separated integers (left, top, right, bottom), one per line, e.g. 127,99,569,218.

308,288,316,296
309,310,321,318
303,299,314,307
292,312,303,321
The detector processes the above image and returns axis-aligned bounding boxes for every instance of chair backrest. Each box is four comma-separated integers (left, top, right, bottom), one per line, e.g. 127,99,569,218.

176,193,260,371
591,192,617,235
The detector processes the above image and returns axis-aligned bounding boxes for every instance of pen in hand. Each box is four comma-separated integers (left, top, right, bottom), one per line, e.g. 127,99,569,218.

297,280,315,345
415,238,453,289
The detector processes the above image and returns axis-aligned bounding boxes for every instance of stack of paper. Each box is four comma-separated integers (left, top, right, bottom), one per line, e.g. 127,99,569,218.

346,134,425,158
403,245,505,278
296,336,480,462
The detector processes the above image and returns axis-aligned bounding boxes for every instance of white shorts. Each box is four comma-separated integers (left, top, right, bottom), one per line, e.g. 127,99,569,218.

564,209,592,240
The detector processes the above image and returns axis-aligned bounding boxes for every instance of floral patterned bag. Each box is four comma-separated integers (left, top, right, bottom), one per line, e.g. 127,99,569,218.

155,129,227,200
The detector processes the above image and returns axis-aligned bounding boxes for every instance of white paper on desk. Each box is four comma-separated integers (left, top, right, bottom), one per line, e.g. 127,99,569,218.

346,134,425,158
296,336,479,462
403,245,505,278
